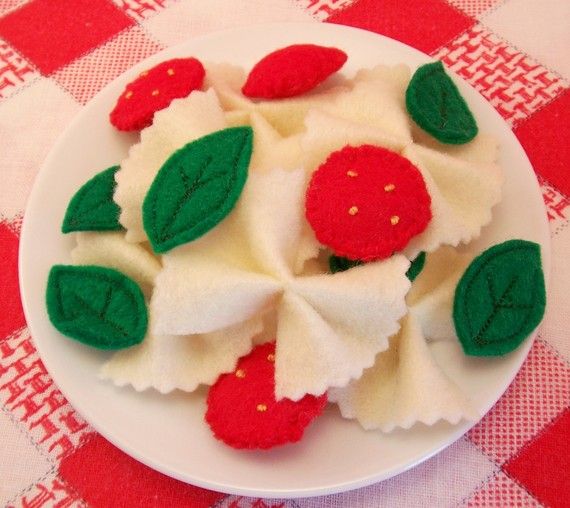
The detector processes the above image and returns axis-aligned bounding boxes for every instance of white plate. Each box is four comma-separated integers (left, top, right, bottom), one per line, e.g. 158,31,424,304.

19,22,550,498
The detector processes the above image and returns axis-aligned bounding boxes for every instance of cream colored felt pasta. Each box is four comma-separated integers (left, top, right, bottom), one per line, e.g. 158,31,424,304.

224,110,251,127
318,70,413,145
407,247,472,342
329,313,477,432
329,247,477,430
71,231,161,297
402,144,503,258
276,257,410,401
151,167,410,399
249,112,303,172
301,109,405,171
204,62,254,112
353,64,411,92
114,89,227,243
99,314,262,393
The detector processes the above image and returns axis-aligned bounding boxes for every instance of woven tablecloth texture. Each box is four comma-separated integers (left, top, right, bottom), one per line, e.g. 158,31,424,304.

1,1,569,506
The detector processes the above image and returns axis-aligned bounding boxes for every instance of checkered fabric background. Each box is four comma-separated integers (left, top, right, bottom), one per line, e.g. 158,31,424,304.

0,0,568,506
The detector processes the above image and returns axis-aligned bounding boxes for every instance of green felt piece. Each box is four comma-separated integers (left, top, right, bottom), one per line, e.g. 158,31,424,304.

329,254,363,274
62,165,123,233
406,61,478,145
453,239,546,357
406,251,426,282
143,127,253,253
46,265,147,350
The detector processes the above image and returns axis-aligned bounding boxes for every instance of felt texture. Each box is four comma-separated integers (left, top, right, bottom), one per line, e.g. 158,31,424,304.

151,167,410,400
71,232,161,297
329,313,477,431
305,144,432,261
100,314,263,394
114,89,227,243
242,44,347,99
402,143,503,259
406,61,478,144
329,255,362,274
205,343,327,449
453,239,546,356
62,165,122,233
110,57,205,131
142,126,253,253
46,265,147,350
329,247,476,431
406,251,426,282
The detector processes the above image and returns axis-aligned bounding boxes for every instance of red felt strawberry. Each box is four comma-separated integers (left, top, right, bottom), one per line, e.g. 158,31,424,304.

205,342,327,449
241,44,347,99
110,57,205,131
305,145,432,261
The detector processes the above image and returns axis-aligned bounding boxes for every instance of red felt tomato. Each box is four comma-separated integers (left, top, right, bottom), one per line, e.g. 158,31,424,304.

205,342,327,449
305,145,432,261
110,57,205,131
242,44,347,99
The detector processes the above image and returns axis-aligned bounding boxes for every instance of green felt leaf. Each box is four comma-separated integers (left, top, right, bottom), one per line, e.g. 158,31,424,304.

406,251,426,282
143,127,253,253
62,165,123,233
329,255,363,274
453,240,546,356
406,61,478,145
46,265,147,350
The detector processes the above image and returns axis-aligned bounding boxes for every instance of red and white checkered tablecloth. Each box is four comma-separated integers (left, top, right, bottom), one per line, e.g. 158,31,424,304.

1,1,568,506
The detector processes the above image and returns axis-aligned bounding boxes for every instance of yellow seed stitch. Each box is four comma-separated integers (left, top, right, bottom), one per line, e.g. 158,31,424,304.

390,215,400,225
349,206,359,216
167,68,175,76
235,369,245,378
347,170,358,177
256,404,268,412
125,91,133,99
267,353,275,362
139,71,148,77
384,183,396,192
151,89,160,96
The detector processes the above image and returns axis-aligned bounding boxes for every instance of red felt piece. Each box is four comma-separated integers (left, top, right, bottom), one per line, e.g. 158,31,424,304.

59,433,225,508
110,57,205,131
305,145,432,261
503,408,570,508
205,342,327,449
326,0,475,55
0,0,134,75
0,222,25,340
241,44,347,99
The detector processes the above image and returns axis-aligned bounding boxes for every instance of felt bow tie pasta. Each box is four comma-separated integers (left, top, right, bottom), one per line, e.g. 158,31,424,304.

151,165,411,401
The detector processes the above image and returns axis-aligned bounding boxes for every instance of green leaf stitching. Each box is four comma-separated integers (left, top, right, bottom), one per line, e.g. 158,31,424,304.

453,239,546,356
46,265,148,350
329,255,363,274
142,127,253,253
406,61,478,145
61,165,123,233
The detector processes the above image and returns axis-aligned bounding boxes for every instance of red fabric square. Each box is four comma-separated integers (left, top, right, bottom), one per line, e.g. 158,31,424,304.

326,0,475,55
0,222,25,340
59,434,227,507
503,408,570,508
514,90,570,196
0,0,134,75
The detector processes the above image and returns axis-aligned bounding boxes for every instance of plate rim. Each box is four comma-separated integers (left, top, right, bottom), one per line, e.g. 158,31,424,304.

18,21,551,498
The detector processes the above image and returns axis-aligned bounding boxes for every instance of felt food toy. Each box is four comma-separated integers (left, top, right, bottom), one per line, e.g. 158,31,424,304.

453,239,546,357
151,166,411,401
329,247,477,431
110,57,205,131
242,44,347,99
206,343,327,449
305,144,432,261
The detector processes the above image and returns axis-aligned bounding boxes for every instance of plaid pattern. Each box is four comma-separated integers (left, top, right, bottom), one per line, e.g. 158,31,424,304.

1,1,568,506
